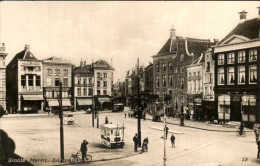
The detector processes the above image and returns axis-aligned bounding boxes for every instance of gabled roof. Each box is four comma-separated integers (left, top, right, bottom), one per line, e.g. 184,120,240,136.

218,18,260,45
94,60,114,70
74,65,93,76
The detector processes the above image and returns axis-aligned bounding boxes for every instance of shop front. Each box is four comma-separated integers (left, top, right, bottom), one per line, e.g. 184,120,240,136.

241,95,256,125
76,98,93,111
193,96,203,120
217,95,230,124
20,94,44,113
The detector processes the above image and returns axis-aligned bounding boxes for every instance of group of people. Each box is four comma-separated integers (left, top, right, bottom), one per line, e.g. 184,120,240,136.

133,134,149,152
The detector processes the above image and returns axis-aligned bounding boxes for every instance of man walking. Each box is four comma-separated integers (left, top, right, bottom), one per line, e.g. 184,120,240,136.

133,133,139,152
170,134,175,148
80,140,88,163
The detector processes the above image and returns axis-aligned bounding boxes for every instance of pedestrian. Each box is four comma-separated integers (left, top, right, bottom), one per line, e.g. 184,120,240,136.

257,139,260,159
80,140,88,163
133,133,139,152
142,137,149,152
143,113,146,120
124,112,127,118
239,122,245,136
164,125,169,140
254,124,259,142
128,111,130,118
170,134,175,148
105,116,109,124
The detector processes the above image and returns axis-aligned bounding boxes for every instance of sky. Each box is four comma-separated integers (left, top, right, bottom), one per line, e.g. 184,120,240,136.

0,1,260,81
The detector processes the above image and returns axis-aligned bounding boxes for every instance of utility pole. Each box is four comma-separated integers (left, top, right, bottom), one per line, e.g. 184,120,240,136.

59,82,64,162
163,94,167,166
137,58,141,147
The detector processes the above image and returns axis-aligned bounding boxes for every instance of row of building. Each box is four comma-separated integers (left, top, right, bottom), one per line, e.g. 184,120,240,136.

1,44,114,114
117,8,260,126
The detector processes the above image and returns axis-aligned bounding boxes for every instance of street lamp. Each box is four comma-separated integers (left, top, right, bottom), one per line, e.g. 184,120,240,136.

59,81,64,162
163,95,167,166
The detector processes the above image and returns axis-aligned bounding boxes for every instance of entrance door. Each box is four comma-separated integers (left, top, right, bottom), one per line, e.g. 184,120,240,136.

231,101,241,121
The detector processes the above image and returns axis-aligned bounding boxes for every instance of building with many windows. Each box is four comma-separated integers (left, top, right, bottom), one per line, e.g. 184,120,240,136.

73,60,94,111
0,43,7,111
7,45,43,113
214,9,260,125
42,57,72,112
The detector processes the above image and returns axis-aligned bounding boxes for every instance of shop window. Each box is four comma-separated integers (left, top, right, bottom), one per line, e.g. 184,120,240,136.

218,54,224,65
238,66,245,84
227,67,235,84
238,51,245,63
249,49,257,62
249,65,257,84
218,68,225,85
241,95,256,122
218,95,230,120
227,53,235,64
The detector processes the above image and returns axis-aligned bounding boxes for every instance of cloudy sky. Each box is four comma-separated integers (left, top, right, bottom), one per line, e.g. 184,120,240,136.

0,1,259,81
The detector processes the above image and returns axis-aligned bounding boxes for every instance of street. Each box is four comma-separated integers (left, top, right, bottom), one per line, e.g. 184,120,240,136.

1,107,259,166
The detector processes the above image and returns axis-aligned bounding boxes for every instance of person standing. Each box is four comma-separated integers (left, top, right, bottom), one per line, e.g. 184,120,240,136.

142,137,149,152
124,112,127,118
105,116,109,124
133,133,139,152
164,125,169,140
257,139,260,159
239,122,245,136
170,134,175,148
80,140,88,163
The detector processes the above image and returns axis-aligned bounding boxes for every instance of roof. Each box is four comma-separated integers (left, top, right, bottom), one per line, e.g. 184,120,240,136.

218,18,260,45
43,56,71,64
101,123,125,129
190,53,204,66
93,60,114,70
74,65,93,76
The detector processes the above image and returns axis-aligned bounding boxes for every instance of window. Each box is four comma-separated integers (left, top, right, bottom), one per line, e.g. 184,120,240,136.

63,69,68,75
103,73,107,78
97,81,101,87
103,90,107,95
181,78,184,89
249,65,257,84
28,75,33,86
103,81,107,87
83,78,87,85
249,49,257,61
83,88,87,96
55,69,60,74
77,78,81,85
156,75,160,87
162,63,166,71
63,78,68,86
36,76,41,86
21,75,26,86
89,78,92,84
88,88,93,96
55,78,60,86
156,63,160,72
180,54,184,61
206,62,210,72
47,69,52,74
180,66,184,73
218,54,224,65
174,79,178,89
238,66,245,84
197,71,200,77
238,51,246,63
77,88,81,96
97,90,101,95
168,75,172,86
218,68,225,85
162,75,166,87
227,67,235,84
168,62,172,71
209,73,213,84
218,95,230,119
174,67,178,73
205,87,208,94
227,53,235,64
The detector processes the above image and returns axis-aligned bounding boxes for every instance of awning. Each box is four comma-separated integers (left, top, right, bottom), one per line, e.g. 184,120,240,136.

48,100,59,107
77,98,92,106
22,95,43,101
61,99,71,106
98,97,110,103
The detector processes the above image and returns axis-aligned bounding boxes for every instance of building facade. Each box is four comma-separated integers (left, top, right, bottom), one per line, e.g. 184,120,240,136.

73,60,94,111
42,57,72,112
7,45,43,113
214,10,260,125
0,43,7,111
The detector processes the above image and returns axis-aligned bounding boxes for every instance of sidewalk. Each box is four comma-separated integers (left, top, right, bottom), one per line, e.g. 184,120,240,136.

1,111,86,118
146,114,253,132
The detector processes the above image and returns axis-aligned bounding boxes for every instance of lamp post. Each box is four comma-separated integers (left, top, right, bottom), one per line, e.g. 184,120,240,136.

137,58,141,147
59,82,64,162
163,94,167,166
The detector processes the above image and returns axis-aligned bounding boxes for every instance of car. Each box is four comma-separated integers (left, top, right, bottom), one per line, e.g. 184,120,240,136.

64,114,74,125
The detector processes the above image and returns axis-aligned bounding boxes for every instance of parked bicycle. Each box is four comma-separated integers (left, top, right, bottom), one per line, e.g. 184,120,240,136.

236,130,246,137
69,151,92,164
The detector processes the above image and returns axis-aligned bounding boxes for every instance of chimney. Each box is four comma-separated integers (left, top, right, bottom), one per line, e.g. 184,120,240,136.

80,59,83,67
238,10,247,23
24,44,30,51
170,25,176,38
0,43,5,53
213,39,219,45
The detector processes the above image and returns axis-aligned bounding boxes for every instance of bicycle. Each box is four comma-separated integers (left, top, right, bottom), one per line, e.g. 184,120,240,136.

236,130,246,137
69,151,92,164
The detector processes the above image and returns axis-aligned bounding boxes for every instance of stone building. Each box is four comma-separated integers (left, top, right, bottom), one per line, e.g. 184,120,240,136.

0,43,7,111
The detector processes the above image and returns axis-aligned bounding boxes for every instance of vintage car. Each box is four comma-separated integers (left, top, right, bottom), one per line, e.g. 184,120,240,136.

64,114,74,125
112,103,124,112
100,123,125,148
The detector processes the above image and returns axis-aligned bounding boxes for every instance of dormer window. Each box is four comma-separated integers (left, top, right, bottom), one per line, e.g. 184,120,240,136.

227,53,235,64
249,49,257,62
180,54,184,61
